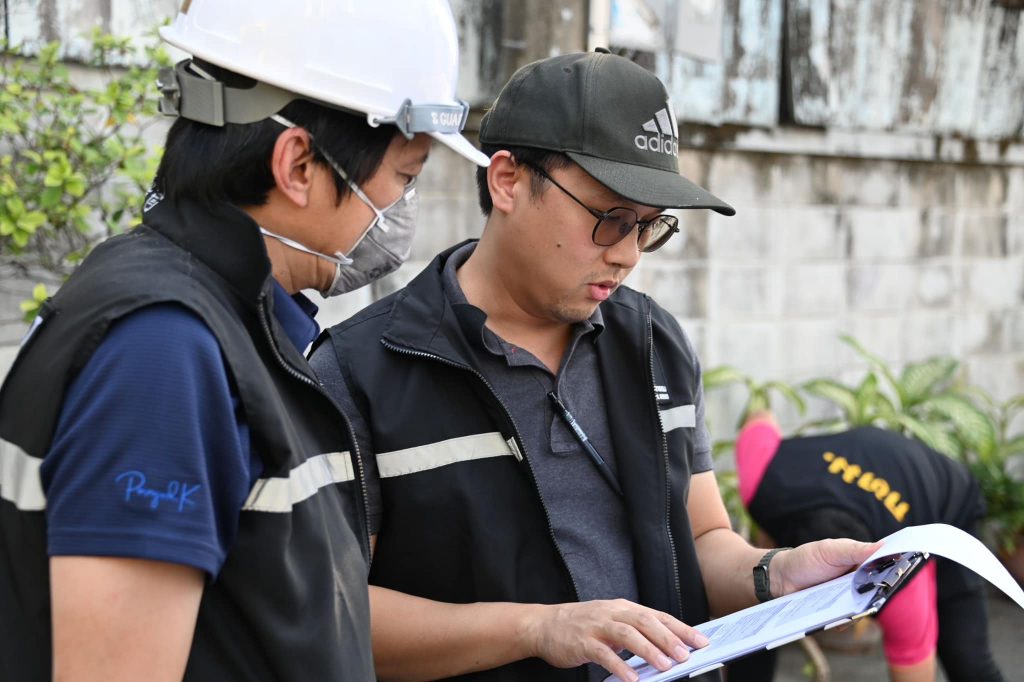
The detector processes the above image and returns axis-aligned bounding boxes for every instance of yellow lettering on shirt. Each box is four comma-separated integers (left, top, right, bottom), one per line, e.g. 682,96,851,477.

870,478,891,501
820,451,909,523
842,464,862,484
824,453,848,475
884,491,910,522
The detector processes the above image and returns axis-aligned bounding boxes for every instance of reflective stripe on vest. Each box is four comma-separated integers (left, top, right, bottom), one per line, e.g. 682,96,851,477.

242,452,354,512
377,432,517,478
661,404,696,432
0,438,45,511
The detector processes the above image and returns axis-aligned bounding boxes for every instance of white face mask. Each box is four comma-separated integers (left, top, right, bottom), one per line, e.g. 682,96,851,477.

259,114,419,296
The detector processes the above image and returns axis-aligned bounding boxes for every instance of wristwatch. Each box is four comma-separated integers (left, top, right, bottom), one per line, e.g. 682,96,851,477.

753,547,790,603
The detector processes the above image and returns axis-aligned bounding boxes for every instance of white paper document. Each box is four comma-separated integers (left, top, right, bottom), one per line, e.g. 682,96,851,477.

605,524,1024,681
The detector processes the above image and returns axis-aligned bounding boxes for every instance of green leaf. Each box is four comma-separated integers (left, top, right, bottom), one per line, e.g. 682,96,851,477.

0,115,20,134
840,334,902,403
793,417,848,435
802,379,859,421
5,196,25,218
1003,395,1024,422
65,174,87,198
900,357,958,405
920,394,998,460
19,284,48,322
893,414,962,459
764,381,806,415
16,210,47,232
40,186,62,208
702,366,746,391
43,166,65,187
1004,436,1024,458
852,373,880,424
745,391,770,419
19,149,42,164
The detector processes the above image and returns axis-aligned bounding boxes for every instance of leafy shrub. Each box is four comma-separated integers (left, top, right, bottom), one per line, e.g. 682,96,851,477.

0,30,168,319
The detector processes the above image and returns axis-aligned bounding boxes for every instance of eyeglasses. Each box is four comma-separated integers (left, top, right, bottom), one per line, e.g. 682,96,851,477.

524,162,679,253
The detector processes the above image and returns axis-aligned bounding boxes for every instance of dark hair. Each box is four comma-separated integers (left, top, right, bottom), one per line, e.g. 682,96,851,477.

768,507,875,548
154,62,398,209
474,144,572,216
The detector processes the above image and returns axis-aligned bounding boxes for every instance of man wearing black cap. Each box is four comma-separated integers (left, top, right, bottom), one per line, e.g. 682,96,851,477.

310,51,876,682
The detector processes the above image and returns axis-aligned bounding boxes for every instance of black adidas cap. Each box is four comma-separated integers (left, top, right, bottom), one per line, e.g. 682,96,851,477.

479,50,735,215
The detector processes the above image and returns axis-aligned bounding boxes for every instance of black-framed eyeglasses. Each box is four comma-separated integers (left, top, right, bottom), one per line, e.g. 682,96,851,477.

524,162,680,253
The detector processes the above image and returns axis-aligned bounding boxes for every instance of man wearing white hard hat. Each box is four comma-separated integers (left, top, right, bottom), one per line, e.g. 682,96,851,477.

0,1,487,680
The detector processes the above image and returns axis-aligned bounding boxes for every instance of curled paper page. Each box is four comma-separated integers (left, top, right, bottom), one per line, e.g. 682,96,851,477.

864,523,1024,609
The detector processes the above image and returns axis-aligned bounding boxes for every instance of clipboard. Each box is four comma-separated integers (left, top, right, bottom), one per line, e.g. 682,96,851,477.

604,551,929,682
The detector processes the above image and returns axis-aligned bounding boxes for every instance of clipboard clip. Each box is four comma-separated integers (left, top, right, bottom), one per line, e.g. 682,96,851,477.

853,551,929,596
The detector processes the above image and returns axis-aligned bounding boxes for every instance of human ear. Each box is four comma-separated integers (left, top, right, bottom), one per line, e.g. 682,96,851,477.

269,128,317,208
486,150,521,216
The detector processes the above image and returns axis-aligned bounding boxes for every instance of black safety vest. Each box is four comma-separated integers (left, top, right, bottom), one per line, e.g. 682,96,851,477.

321,241,717,682
0,196,374,681
749,426,985,542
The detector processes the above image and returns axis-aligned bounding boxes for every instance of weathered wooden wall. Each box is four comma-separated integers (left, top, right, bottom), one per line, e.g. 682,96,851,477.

4,0,1022,139
786,0,1024,139
1,0,178,61
657,0,784,127
451,0,588,105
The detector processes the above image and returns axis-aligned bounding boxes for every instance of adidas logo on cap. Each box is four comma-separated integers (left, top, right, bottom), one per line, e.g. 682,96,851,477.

635,103,679,157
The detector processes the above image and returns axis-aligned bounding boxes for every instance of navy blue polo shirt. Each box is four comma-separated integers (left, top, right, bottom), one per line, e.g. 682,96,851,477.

41,281,318,577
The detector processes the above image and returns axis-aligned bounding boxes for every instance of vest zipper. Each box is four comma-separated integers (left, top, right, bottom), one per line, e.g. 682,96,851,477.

257,293,373,557
380,338,582,602
645,303,684,619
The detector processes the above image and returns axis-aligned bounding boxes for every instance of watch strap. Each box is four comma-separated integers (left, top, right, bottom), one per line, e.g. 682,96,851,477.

753,547,790,603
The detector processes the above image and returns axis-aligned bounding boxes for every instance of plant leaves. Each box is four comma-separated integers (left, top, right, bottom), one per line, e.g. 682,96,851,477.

39,186,62,208
840,334,902,404
703,366,746,391
17,210,47,232
802,379,859,421
5,196,25,218
900,357,958,406
892,413,963,459
792,417,848,436
764,381,807,415
919,394,998,461
1004,436,1024,458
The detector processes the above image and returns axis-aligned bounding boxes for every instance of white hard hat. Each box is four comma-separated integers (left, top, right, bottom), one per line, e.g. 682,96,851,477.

157,0,488,166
